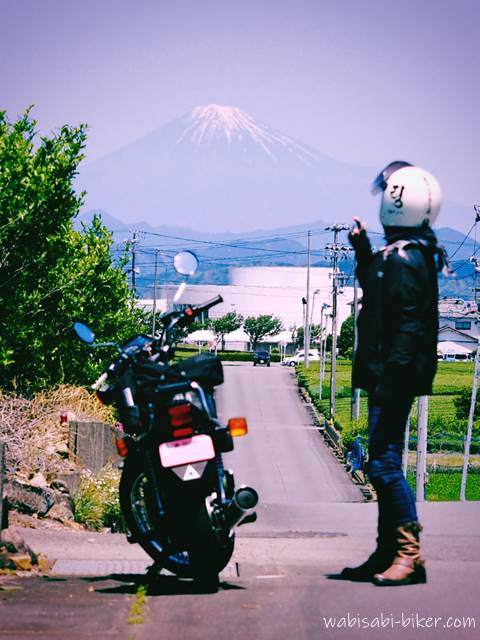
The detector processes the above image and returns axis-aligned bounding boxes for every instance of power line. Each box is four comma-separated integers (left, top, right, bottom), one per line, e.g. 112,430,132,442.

449,222,476,260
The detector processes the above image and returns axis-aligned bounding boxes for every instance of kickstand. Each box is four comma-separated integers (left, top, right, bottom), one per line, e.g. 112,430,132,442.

146,561,163,582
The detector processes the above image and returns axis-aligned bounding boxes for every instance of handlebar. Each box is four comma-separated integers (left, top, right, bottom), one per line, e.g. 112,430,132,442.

88,295,224,389
167,295,224,329
189,295,223,315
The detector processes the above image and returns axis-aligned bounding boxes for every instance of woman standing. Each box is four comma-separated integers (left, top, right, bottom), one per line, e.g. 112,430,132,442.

342,162,446,586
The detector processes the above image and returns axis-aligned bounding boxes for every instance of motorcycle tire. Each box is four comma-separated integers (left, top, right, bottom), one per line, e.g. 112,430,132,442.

119,462,193,577
190,502,235,591
119,462,234,580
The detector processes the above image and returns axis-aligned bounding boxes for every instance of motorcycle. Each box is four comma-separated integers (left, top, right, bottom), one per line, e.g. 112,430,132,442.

73,251,258,590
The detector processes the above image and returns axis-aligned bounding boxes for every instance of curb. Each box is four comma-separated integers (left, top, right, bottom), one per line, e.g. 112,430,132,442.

297,384,376,502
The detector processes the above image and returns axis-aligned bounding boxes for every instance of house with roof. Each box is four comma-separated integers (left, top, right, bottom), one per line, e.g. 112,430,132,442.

437,298,478,359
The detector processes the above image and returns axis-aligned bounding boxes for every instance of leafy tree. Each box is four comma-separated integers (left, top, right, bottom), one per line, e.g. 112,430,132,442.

244,315,283,350
208,312,243,350
295,324,322,349
337,314,355,358
0,110,142,393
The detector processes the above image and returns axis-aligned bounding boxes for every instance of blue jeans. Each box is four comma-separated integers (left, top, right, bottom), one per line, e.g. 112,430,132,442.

367,391,417,527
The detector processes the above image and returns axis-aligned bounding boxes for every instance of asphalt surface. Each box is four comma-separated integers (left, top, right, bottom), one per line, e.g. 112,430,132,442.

1,363,479,639
216,363,363,504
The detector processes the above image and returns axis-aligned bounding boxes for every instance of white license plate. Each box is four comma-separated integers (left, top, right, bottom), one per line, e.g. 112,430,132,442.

159,434,215,468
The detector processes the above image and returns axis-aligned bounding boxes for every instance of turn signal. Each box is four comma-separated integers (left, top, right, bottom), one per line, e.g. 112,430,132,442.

228,417,248,437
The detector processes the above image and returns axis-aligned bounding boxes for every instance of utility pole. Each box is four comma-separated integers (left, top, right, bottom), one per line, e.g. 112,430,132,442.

325,224,351,418
130,229,138,294
304,230,312,368
460,207,480,499
351,278,361,421
320,313,330,400
416,396,428,501
461,340,480,500
151,249,159,336
318,303,330,399
310,290,320,328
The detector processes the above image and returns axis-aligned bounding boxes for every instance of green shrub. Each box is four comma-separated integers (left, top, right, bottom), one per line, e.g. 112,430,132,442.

341,418,369,451
407,470,480,501
74,466,126,531
176,348,281,363
454,387,480,420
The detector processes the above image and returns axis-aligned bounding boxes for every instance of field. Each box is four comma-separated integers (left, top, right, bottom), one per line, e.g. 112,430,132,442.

406,470,480,501
297,360,480,501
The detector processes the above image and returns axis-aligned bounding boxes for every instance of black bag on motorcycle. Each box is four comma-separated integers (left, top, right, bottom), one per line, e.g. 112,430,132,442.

171,354,224,388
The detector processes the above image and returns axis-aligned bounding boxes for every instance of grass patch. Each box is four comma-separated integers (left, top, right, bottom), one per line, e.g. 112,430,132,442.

297,359,480,500
73,466,126,531
407,470,480,501
127,584,148,625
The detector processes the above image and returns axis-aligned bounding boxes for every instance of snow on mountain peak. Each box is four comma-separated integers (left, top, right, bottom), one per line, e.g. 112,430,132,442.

177,103,319,164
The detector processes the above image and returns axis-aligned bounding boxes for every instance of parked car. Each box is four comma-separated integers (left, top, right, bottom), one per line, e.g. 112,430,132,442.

283,350,320,366
438,352,472,362
253,350,271,367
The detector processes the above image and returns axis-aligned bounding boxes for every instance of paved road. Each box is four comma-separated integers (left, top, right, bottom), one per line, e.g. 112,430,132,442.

1,364,479,639
216,363,363,504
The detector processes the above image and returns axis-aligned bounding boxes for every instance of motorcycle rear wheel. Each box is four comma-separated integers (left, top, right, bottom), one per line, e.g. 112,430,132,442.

119,463,234,580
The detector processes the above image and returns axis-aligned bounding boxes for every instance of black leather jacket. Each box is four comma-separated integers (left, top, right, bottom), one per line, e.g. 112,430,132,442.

352,230,440,396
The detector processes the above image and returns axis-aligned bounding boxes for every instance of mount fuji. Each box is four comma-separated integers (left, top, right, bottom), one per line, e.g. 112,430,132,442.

78,104,472,233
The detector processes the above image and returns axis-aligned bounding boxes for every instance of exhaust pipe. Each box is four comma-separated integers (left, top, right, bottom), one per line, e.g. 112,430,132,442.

225,486,259,530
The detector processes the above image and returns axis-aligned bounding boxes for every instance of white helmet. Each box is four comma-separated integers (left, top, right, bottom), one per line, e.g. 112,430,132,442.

372,162,442,228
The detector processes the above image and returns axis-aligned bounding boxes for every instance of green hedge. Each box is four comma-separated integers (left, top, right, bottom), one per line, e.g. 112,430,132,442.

175,346,280,362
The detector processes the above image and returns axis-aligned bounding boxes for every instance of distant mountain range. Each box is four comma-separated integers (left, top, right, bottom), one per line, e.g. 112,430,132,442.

77,210,478,300
77,104,474,234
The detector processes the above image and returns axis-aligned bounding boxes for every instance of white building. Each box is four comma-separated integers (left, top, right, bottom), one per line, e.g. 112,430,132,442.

138,266,354,344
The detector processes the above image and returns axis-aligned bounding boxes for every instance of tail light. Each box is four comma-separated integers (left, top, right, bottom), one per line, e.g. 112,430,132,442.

116,436,129,457
168,403,194,438
228,417,248,437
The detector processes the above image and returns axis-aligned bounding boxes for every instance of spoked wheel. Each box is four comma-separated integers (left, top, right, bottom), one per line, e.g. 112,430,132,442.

119,464,192,577
119,463,234,582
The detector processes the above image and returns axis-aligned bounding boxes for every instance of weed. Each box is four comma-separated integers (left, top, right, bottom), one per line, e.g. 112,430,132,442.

127,584,147,625
73,465,126,531
0,385,115,480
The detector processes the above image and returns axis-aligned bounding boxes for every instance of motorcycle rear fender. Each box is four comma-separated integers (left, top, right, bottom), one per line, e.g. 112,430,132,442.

213,427,234,453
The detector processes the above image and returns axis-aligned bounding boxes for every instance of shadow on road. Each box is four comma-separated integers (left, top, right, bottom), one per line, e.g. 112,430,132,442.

82,573,244,596
325,572,370,582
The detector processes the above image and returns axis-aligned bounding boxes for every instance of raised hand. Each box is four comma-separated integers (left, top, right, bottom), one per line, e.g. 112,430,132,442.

348,217,372,259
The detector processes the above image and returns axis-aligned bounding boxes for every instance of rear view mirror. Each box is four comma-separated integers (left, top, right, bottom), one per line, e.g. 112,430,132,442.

174,250,199,276
73,321,95,344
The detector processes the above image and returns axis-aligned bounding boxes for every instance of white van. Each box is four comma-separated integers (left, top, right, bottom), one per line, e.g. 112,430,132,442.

283,350,320,366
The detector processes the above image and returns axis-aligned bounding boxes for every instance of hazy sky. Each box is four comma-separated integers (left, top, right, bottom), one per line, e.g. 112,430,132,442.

1,0,479,208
